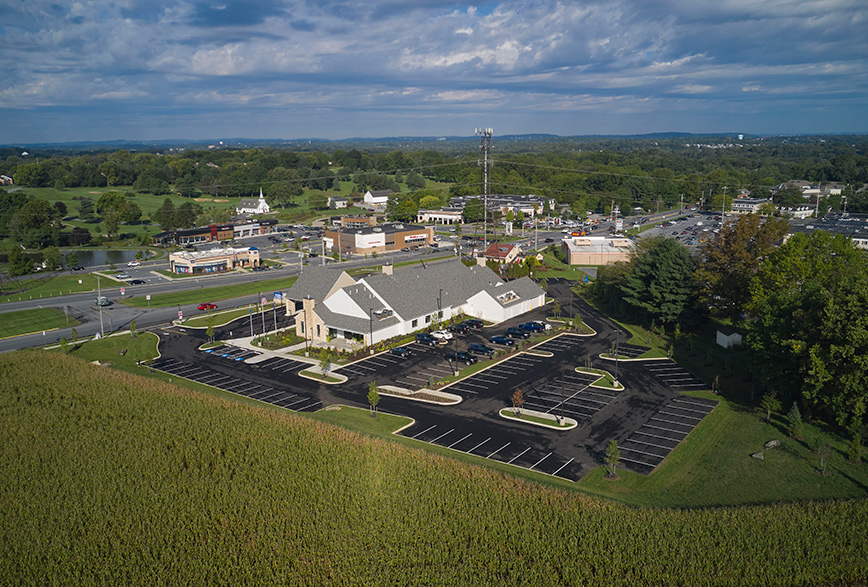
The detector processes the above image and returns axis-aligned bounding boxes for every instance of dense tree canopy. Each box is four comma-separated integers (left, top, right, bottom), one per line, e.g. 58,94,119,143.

619,236,695,326
747,231,868,429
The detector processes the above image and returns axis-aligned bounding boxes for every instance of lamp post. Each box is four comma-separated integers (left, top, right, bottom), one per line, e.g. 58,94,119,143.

369,307,374,354
614,329,621,387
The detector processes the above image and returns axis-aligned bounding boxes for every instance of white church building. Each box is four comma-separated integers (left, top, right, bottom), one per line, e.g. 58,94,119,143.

236,188,271,216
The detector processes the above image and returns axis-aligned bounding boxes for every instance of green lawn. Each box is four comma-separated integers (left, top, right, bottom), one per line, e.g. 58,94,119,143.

62,331,161,370
1,273,104,302
122,276,297,308
538,250,591,281
0,307,79,338
576,395,868,508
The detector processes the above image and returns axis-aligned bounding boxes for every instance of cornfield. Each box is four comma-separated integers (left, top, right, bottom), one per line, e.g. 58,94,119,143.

0,351,865,586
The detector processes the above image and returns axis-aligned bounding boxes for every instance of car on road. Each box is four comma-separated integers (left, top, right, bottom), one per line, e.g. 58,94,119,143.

445,351,478,365
468,343,495,357
389,346,412,358
462,318,484,329
127,260,140,267
400,247,410,252
117,273,130,279
70,266,85,271
519,322,545,332
128,279,146,285
415,333,438,346
431,330,453,340
96,296,110,306
507,327,531,339
447,323,469,335
544,237,554,243
490,335,514,346
198,303,218,311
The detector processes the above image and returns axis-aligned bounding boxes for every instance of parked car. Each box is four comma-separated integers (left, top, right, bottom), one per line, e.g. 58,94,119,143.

198,303,217,311
416,333,438,346
389,346,412,358
431,330,453,340
447,323,469,335
519,322,544,332
468,343,495,357
445,351,478,365
507,327,531,339
532,320,552,331
462,318,484,329
490,335,514,346
128,279,146,285
117,273,130,280
544,237,554,243
70,266,85,271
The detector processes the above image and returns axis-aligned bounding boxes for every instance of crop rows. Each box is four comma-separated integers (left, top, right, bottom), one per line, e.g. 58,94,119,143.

0,351,866,586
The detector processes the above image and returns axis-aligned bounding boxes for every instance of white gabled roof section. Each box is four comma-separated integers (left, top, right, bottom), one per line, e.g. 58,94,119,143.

323,287,368,319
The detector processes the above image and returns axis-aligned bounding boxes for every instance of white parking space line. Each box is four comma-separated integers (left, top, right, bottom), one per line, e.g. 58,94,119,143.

508,447,531,464
291,399,322,411
430,428,455,443
412,425,437,439
530,452,552,470
671,382,708,388
643,423,689,436
626,438,676,450
448,433,473,448
469,437,491,453
456,381,490,390
481,372,508,379
447,386,477,395
660,410,703,421
473,377,501,384
651,416,695,428
634,429,680,443
487,442,510,459
620,455,658,468
405,375,431,383
551,458,575,477
284,396,315,409
621,446,665,460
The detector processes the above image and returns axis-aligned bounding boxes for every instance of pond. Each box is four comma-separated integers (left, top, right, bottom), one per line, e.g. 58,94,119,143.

71,250,148,268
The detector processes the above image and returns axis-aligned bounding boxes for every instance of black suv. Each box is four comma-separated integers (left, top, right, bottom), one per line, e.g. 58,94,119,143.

448,323,469,335
507,327,531,339
468,343,495,357
462,319,484,329
415,333,438,346
445,351,478,365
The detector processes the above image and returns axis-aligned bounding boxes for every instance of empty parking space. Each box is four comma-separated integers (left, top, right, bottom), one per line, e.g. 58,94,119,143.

252,356,310,373
641,360,708,390
399,423,584,482
616,344,647,359
149,357,321,413
531,333,586,355
619,395,718,473
203,345,261,362
521,372,618,423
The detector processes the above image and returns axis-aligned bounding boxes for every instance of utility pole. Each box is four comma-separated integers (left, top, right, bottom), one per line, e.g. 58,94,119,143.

97,275,104,338
722,186,727,216
476,128,493,250
680,193,684,215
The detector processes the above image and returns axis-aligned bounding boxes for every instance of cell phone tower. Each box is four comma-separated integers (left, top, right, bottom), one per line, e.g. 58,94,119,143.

476,128,493,249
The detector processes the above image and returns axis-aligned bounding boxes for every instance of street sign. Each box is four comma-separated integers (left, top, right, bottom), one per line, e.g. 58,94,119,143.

120,288,125,296
146,294,151,301
178,311,183,319
261,296,267,305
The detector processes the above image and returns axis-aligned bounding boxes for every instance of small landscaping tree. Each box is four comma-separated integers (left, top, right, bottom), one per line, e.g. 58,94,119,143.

760,391,781,423
787,402,804,439
130,319,137,338
511,388,524,415
818,443,831,475
848,432,863,464
553,300,561,319
367,380,380,417
605,440,620,478
60,337,69,354
206,318,214,343
319,350,332,380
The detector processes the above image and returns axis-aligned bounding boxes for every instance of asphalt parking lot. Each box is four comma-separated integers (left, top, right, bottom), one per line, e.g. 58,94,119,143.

154,285,718,480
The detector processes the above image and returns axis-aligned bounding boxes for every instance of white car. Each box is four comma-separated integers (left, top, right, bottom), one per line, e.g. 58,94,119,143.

431,330,453,341
127,260,140,267
533,321,553,331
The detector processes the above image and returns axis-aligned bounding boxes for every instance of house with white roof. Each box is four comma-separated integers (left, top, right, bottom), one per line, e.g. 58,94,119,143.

236,188,270,215
284,260,546,347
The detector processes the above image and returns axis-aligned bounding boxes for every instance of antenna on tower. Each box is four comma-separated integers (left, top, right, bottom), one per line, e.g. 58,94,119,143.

476,128,493,250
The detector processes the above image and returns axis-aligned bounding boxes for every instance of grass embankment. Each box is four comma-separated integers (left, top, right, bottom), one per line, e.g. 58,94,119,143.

182,306,257,328
1,351,866,586
122,276,298,308
0,308,79,338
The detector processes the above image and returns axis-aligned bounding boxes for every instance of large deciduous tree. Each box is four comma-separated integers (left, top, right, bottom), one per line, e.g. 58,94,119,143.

694,215,789,324
747,231,868,429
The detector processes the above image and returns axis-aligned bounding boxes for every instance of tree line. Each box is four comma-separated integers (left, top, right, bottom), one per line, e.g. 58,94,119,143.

591,216,867,441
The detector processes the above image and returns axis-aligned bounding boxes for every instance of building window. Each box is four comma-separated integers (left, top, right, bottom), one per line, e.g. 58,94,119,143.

316,324,321,338
426,315,432,323
412,319,418,328
300,321,305,334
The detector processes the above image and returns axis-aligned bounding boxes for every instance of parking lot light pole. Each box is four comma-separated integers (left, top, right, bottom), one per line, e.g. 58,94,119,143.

614,329,621,386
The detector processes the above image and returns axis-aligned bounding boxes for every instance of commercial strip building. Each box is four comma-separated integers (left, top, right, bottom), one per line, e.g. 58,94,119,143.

168,246,261,274
561,236,632,266
323,222,433,256
417,209,464,225
284,260,546,348
152,219,278,246
448,194,556,217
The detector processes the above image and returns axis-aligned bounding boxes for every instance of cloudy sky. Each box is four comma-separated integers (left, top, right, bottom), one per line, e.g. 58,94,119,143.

1,0,866,143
